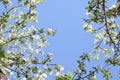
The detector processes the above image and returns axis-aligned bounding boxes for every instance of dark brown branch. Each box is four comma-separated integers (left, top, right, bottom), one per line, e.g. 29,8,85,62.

3,32,42,46
6,5,22,15
102,0,118,54
34,62,57,66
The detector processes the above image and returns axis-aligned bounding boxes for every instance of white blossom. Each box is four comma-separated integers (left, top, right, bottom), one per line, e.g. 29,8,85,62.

21,78,27,80
41,73,47,78
37,42,45,48
55,72,63,77
87,53,93,58
76,68,81,73
28,26,36,33
33,34,40,39
28,44,33,52
0,38,4,43
90,74,96,80
47,53,53,59
0,28,4,34
94,54,99,60
9,33,17,38
32,0,45,4
86,12,92,16
36,73,47,80
55,65,64,72
98,66,103,70
83,22,93,32
45,28,56,35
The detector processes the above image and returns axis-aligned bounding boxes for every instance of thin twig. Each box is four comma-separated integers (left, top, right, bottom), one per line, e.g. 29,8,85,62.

6,5,22,15
102,0,118,54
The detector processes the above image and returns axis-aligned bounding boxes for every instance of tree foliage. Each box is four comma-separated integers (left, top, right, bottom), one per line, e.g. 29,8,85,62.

0,0,61,80
0,0,120,80
55,0,120,80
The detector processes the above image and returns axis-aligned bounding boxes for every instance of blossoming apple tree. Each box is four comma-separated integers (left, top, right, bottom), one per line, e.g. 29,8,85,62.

0,0,64,80
0,0,120,80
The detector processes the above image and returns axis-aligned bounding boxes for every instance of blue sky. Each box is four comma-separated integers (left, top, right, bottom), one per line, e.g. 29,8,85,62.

37,0,93,73
36,0,95,79
36,0,120,80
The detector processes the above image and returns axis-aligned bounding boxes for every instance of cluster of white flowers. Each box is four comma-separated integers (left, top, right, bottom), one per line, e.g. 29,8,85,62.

2,68,13,76
45,28,56,36
18,12,25,21
35,73,47,80
2,0,12,6
39,73,47,80
28,26,36,34
83,22,93,32
0,0,61,80
89,74,96,80
94,54,99,60
55,72,64,77
31,0,45,4
0,28,4,34
86,12,93,17
0,37,4,43
87,53,93,58
54,65,64,77
47,53,53,59
76,68,81,74
30,11,38,23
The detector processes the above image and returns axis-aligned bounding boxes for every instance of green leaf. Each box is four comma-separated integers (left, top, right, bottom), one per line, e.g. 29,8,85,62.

0,47,5,59
39,28,44,33
91,29,96,34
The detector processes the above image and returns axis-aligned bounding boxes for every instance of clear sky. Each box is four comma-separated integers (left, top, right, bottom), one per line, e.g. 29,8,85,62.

36,0,120,80
37,0,94,78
